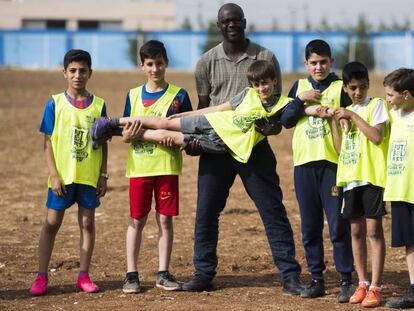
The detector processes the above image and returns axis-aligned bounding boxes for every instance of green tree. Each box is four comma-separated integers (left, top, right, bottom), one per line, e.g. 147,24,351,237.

378,18,411,31
305,19,312,31
181,17,193,30
202,20,221,53
335,15,374,70
318,17,331,31
128,31,146,66
271,19,279,31
248,23,256,33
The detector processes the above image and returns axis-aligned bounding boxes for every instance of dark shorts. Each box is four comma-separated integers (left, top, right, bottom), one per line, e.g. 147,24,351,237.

342,184,386,219
180,115,227,154
391,201,414,247
129,175,179,219
46,183,100,210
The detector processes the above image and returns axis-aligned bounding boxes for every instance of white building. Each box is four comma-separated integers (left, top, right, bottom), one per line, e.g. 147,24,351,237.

0,0,176,31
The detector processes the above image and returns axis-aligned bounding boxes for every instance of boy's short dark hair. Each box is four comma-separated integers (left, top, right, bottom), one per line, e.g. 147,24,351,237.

246,60,276,84
342,61,369,85
305,39,332,60
383,68,414,96
139,40,169,65
63,49,92,70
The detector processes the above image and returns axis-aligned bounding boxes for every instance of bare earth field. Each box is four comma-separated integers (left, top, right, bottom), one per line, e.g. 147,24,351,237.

0,69,409,310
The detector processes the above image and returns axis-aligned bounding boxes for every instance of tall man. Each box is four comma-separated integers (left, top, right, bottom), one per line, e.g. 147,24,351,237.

182,3,303,295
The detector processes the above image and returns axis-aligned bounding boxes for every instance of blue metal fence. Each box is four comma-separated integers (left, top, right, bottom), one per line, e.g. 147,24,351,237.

0,29,413,72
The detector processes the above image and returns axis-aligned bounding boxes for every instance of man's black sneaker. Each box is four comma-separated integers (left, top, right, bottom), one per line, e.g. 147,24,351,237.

337,280,355,303
385,289,414,309
181,275,212,292
282,275,305,295
122,272,140,294
301,279,325,298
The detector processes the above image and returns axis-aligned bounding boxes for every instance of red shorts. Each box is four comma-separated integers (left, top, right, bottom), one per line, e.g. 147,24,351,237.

129,175,179,219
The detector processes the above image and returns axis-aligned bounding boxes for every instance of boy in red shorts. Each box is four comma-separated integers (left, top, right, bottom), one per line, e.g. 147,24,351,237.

121,40,192,293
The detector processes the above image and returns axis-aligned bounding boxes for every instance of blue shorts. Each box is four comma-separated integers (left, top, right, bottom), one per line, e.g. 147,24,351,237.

46,183,100,210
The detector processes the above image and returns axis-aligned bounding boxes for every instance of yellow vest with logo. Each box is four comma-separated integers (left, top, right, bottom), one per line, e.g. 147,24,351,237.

126,84,182,177
292,79,343,166
49,92,104,187
337,98,389,188
384,109,414,203
205,88,292,163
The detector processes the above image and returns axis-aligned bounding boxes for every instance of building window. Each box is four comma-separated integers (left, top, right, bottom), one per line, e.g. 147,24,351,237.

78,20,99,29
22,20,46,29
100,21,122,30
78,20,122,30
46,20,66,29
22,19,66,29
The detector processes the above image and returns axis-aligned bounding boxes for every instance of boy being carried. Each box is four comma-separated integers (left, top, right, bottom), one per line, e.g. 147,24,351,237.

92,60,292,164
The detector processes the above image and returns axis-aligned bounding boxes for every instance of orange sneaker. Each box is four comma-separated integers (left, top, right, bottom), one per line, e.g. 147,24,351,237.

349,282,368,304
361,287,382,308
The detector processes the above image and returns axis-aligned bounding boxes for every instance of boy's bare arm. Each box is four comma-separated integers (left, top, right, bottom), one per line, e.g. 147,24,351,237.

169,101,232,119
328,116,342,155
304,105,324,116
44,135,65,197
122,120,144,143
335,108,385,145
304,105,336,118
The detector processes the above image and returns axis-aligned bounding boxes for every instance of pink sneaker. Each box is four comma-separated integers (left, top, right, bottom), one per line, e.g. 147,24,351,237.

30,274,48,296
76,273,99,293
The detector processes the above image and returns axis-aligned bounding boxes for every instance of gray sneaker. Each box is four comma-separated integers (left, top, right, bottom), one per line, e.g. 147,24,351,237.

337,281,355,303
156,271,181,291
123,272,140,293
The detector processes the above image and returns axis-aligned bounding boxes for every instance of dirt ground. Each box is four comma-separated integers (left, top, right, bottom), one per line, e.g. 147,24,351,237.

0,69,410,311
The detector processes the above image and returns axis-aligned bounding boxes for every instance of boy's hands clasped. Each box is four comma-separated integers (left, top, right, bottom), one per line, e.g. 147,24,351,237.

298,89,322,103
122,120,179,149
255,118,282,136
304,105,335,118
122,120,144,143
305,105,352,133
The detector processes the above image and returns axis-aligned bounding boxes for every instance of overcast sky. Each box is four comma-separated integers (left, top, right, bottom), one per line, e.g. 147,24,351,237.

174,0,413,31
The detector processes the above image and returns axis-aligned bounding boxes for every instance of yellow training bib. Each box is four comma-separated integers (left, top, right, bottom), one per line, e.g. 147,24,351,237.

49,92,105,187
206,88,292,163
292,79,343,166
126,84,183,177
337,98,389,188
384,109,414,203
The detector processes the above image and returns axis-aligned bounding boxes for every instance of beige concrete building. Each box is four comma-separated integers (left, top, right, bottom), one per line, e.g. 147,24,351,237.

0,0,176,31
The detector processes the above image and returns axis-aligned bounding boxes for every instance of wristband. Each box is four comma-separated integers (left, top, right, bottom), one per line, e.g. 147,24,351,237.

100,172,109,179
